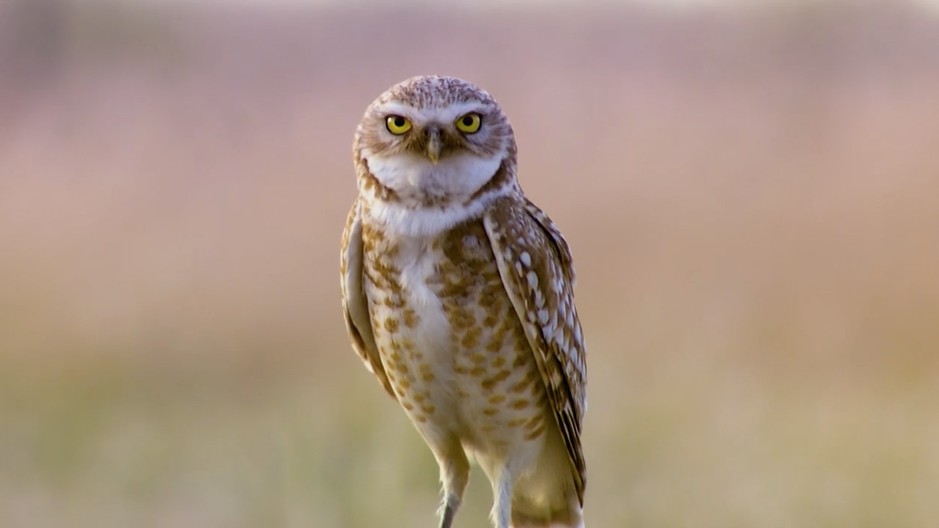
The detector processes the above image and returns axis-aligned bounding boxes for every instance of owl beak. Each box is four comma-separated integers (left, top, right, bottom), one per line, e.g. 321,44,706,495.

426,127,441,165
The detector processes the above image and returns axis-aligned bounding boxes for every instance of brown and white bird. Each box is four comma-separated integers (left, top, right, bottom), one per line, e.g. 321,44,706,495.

340,76,587,528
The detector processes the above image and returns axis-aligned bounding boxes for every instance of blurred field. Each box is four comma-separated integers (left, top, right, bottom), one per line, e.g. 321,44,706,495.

2,1,939,526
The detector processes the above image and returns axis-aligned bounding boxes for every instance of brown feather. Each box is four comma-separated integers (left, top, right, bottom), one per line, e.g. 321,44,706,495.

340,197,396,398
483,195,588,504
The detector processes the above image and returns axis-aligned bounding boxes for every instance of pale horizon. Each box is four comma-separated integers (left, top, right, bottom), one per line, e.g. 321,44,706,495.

129,0,939,10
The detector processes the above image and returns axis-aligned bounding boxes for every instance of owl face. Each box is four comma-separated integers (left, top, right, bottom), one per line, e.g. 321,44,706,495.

354,76,516,205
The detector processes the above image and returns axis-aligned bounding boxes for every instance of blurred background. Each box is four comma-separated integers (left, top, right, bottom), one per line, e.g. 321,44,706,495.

1,0,938,526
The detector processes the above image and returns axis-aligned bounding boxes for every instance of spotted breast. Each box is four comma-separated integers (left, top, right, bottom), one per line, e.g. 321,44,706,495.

361,212,550,459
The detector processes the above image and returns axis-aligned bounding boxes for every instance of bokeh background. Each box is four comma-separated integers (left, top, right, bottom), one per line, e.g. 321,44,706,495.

2,0,938,526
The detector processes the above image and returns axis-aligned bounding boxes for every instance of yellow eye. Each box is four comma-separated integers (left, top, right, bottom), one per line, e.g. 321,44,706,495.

385,115,412,135
455,113,482,134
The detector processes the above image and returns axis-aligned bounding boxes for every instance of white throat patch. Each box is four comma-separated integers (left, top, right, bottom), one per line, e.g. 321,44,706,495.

363,149,502,203
360,149,511,238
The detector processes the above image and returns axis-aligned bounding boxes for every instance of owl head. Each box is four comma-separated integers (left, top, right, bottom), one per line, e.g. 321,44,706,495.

353,76,518,208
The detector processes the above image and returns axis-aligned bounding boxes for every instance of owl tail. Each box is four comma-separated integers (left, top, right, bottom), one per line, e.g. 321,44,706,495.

511,515,584,528
509,424,584,528
510,501,583,528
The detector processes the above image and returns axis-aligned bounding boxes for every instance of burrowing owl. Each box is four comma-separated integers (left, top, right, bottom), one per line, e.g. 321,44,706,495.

340,76,587,528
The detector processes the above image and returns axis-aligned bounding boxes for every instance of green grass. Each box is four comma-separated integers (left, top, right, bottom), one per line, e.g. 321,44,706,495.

1,332,936,527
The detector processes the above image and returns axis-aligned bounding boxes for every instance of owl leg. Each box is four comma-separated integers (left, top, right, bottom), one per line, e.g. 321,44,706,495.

489,470,513,528
435,447,470,528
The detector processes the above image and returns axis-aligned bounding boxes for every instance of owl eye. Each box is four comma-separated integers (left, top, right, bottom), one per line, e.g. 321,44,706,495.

455,113,482,134
385,115,412,135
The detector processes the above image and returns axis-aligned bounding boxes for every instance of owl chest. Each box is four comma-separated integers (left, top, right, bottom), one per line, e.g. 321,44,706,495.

362,226,509,368
361,223,542,437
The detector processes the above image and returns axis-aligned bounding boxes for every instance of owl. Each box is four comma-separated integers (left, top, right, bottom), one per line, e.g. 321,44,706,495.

340,76,587,528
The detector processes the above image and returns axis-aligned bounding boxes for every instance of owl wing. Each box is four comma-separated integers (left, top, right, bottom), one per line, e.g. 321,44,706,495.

340,197,395,398
482,195,588,504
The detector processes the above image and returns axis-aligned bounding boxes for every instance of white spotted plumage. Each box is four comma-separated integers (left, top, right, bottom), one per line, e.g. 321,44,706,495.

340,76,588,528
